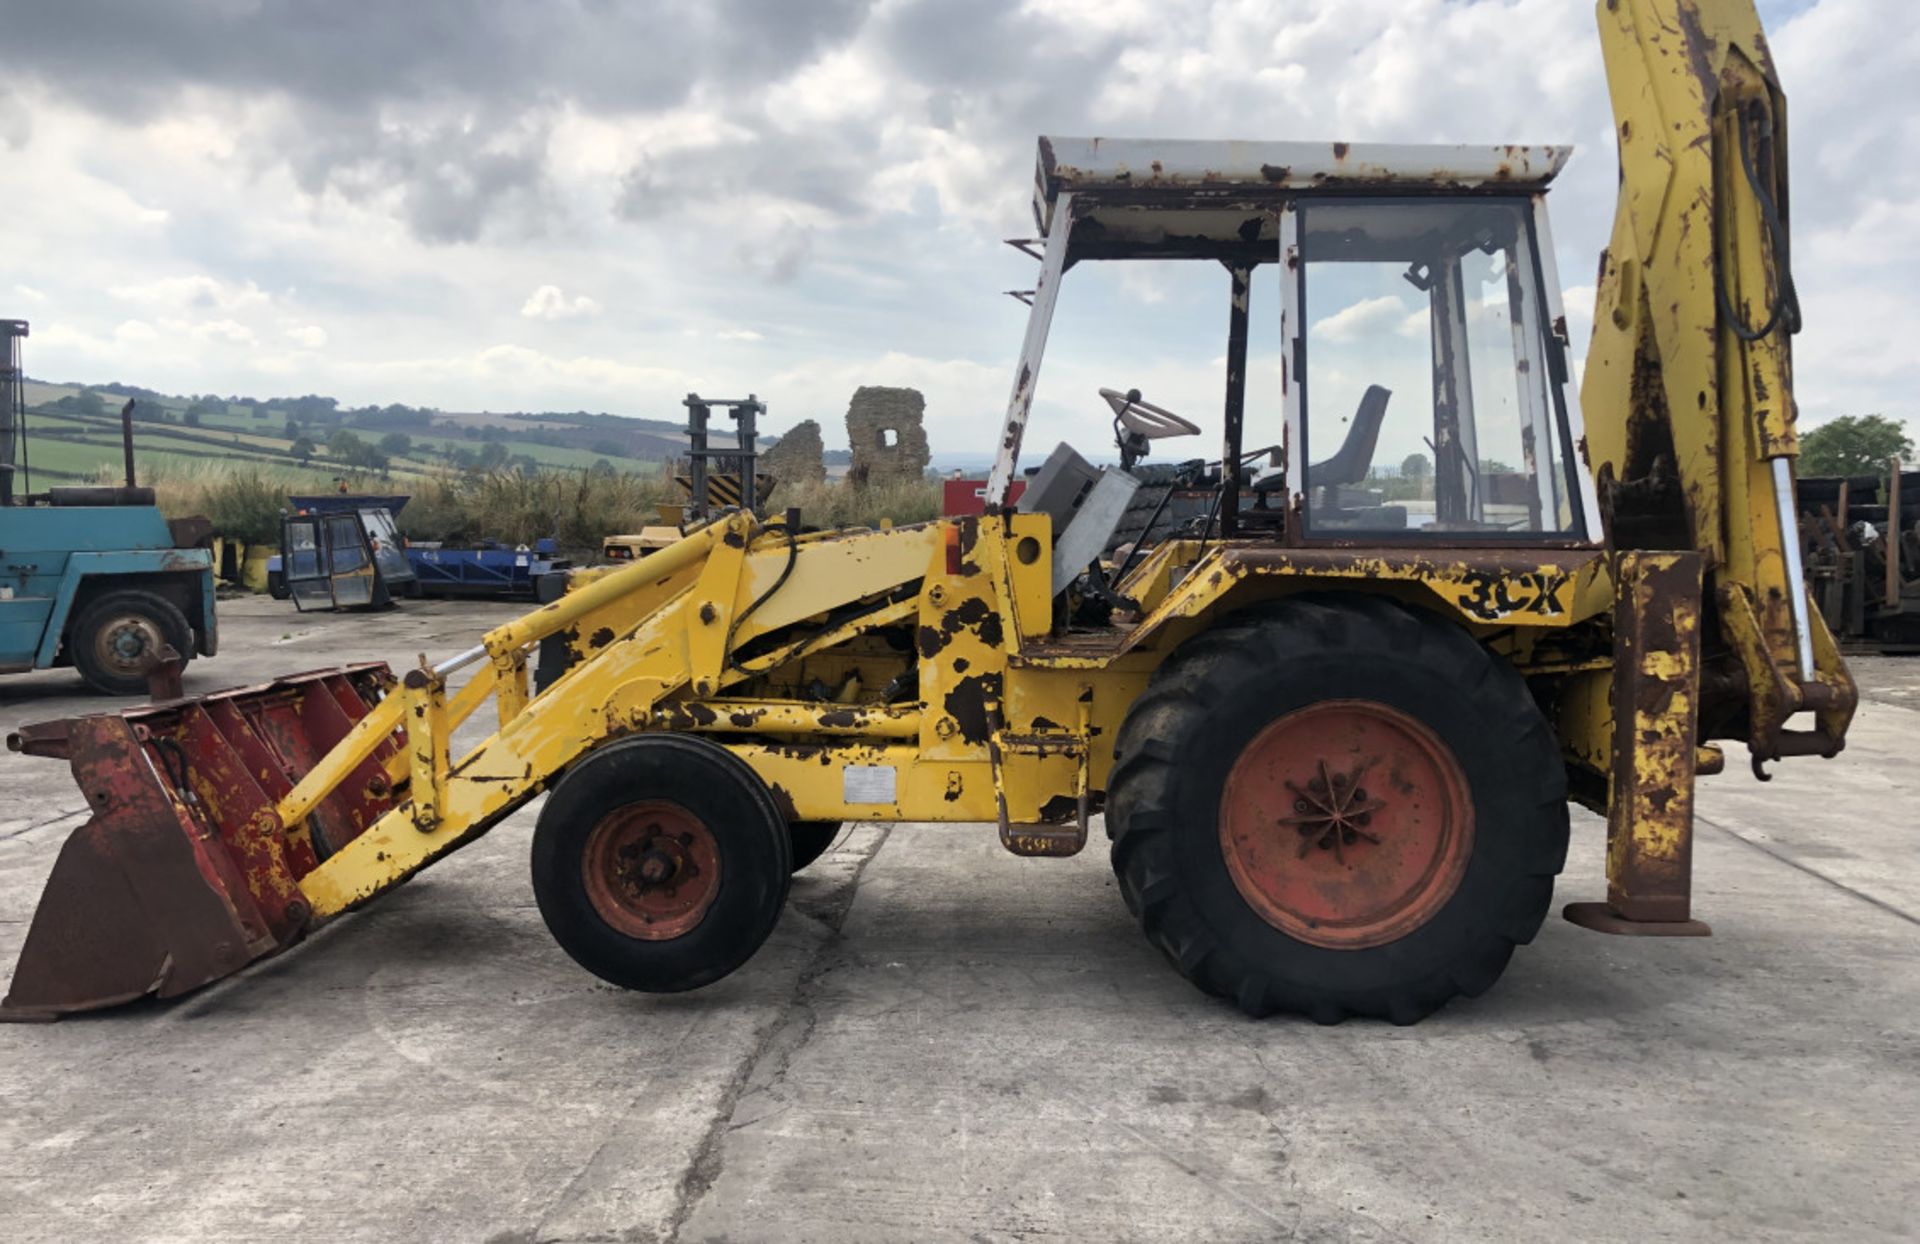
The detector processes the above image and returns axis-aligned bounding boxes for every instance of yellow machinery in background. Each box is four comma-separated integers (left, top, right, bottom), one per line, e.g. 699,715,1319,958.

601,503,686,563
2,0,1852,1024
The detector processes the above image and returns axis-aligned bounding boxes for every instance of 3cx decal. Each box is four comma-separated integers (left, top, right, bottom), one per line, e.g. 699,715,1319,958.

1454,570,1569,621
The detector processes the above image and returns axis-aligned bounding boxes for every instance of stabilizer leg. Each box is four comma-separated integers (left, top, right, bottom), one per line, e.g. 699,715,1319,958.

1564,550,1712,937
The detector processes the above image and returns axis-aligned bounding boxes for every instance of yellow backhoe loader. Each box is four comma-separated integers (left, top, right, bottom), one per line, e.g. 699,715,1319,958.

2,0,1853,1024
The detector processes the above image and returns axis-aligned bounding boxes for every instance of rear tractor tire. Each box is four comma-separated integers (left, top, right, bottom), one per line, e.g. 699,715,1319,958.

1106,595,1568,1024
531,734,793,994
68,589,194,696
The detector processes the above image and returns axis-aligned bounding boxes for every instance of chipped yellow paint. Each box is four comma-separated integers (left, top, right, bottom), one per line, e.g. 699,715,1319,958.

1586,0,1853,763
283,4,1848,940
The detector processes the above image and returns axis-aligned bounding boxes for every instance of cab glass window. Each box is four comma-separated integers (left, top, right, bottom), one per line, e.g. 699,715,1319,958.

1296,198,1582,538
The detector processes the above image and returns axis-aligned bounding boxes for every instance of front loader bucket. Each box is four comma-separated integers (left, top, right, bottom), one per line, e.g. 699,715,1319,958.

2,664,401,1021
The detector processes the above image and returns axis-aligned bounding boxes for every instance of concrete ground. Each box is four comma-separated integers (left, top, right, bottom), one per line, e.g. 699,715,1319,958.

1,595,1916,1243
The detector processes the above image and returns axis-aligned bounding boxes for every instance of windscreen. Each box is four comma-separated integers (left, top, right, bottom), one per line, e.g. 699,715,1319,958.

1295,198,1582,538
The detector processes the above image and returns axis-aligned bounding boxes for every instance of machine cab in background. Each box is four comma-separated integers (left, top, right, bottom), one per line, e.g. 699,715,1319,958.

986,138,1603,551
279,502,415,612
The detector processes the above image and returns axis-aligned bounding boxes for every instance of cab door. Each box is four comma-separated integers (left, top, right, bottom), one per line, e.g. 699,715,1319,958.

281,513,378,611
323,513,376,608
282,515,334,612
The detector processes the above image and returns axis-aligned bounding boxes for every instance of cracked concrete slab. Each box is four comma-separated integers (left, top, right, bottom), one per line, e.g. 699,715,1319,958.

2,598,1918,1242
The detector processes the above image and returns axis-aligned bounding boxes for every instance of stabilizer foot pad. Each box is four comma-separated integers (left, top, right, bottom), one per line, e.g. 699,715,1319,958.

1562,901,1711,937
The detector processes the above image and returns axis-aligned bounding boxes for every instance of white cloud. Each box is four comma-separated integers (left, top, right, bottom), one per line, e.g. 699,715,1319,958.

109,275,270,313
113,319,158,343
158,317,257,346
13,284,47,303
1313,295,1414,344
0,0,1907,458
519,285,602,321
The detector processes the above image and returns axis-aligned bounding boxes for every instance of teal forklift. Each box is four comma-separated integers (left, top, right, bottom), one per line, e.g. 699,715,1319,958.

0,320,217,694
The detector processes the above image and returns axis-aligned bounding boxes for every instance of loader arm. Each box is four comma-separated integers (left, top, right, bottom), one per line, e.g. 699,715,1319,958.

1582,0,1854,766
296,515,936,917
0,512,938,1017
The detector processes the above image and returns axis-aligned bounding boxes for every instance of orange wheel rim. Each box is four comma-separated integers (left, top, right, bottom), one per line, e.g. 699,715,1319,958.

582,801,721,940
1219,700,1473,949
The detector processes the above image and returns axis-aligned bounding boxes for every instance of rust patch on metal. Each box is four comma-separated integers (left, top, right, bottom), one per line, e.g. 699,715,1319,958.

1038,794,1079,823
1219,701,1473,950
582,801,720,941
1674,1,1720,100
942,672,1001,746
2,663,401,1019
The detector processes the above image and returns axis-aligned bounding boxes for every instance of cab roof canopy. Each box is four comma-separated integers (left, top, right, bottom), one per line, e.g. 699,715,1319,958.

1031,137,1572,264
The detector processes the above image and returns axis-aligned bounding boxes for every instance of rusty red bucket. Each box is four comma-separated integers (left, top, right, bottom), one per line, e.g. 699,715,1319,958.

2,664,401,1021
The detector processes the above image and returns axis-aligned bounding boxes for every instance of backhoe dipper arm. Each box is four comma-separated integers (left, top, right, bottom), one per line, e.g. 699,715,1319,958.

1581,0,1854,765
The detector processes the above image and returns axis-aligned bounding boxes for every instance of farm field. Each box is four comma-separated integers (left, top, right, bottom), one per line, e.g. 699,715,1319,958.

15,378,677,483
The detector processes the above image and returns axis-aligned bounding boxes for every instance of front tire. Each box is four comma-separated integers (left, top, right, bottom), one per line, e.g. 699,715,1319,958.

68,590,194,696
788,821,842,872
531,734,792,993
1106,595,1567,1024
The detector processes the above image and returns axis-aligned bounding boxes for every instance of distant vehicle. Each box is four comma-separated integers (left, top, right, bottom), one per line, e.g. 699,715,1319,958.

270,496,418,611
0,320,217,693
268,494,571,604
406,538,573,599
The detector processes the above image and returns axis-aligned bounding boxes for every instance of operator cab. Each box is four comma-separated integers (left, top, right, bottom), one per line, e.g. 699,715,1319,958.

991,138,1602,575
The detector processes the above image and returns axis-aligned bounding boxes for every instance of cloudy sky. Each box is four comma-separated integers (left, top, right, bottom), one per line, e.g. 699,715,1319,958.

1,0,1910,457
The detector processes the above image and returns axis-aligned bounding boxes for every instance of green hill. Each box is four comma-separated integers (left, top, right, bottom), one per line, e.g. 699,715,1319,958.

10,378,764,486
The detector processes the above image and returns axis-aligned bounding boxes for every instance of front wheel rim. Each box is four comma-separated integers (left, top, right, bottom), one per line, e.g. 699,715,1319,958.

582,801,722,940
93,613,166,677
1219,699,1474,949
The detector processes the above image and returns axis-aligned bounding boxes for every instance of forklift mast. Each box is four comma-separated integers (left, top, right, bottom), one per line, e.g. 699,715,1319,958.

2,319,26,506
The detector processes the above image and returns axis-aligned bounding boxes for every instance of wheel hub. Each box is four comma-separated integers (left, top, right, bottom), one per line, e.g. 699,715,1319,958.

583,801,721,940
97,615,163,675
1284,758,1385,863
1219,700,1473,949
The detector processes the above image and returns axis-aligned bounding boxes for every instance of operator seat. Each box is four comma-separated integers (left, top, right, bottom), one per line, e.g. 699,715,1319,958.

1311,384,1393,487
1253,385,1393,498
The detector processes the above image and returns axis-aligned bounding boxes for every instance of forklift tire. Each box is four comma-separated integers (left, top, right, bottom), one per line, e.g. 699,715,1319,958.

1106,594,1567,1024
531,734,792,993
788,821,842,872
68,590,195,696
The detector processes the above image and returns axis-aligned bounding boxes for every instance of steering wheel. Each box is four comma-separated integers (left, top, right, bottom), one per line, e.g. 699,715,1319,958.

1100,387,1201,440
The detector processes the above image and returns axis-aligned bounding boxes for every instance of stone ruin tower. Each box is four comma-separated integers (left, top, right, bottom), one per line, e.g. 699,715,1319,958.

759,418,827,485
844,386,931,487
